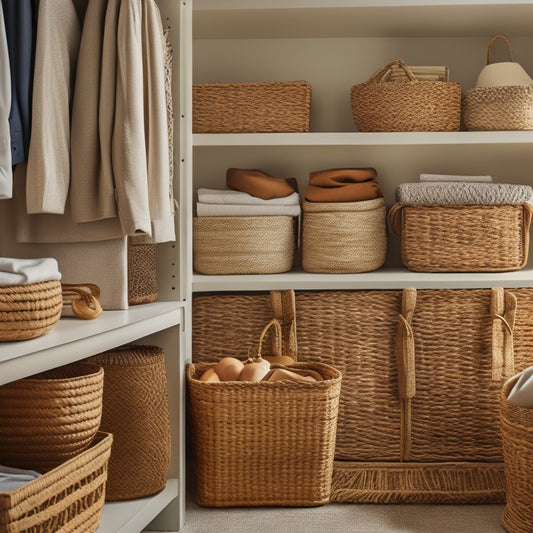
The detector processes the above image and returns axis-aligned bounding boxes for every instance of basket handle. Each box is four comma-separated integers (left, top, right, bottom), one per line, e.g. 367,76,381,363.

491,288,517,381
367,59,417,84
487,34,514,65
61,283,103,320
270,290,298,361
252,319,283,360
387,203,404,236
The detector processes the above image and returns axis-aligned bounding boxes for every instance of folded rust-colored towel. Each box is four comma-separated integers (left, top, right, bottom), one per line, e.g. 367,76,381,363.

226,168,298,200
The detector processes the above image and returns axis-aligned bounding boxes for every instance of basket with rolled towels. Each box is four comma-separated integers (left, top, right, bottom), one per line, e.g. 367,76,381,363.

193,168,300,275
301,168,387,273
387,174,533,272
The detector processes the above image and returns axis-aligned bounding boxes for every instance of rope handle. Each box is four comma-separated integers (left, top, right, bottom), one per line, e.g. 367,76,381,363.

367,59,417,84
487,34,514,65
491,288,517,381
270,290,298,361
61,283,103,320
251,319,283,361
396,288,417,400
387,203,404,236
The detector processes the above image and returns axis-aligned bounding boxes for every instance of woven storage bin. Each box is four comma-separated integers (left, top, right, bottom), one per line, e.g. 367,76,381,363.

193,215,295,274
0,362,103,473
193,81,311,133
192,287,533,504
388,203,532,272
0,280,62,341
500,371,533,533
302,198,387,273
0,431,112,533
350,60,462,132
128,241,158,305
84,345,171,501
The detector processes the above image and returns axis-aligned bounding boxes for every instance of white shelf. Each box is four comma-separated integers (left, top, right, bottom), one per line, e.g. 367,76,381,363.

0,302,183,386
97,479,179,533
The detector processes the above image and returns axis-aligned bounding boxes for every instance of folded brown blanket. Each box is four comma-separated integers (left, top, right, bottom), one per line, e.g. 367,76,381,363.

304,168,383,202
226,168,298,200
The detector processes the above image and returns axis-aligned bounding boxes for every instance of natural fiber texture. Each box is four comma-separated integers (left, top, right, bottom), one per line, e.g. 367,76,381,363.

193,81,311,133
350,60,461,132
0,432,112,533
84,345,171,501
463,85,533,131
193,216,295,274
302,198,386,273
187,361,341,507
0,280,62,340
128,241,158,304
0,363,104,473
500,373,533,533
388,203,532,272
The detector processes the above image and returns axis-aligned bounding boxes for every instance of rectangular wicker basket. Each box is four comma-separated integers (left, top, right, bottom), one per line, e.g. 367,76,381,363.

192,81,311,133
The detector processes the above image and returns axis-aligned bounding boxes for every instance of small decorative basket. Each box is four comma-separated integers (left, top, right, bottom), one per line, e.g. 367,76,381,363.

350,59,462,132
193,81,311,133
128,240,158,305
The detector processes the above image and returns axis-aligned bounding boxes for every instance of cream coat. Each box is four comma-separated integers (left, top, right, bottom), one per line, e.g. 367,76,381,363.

0,4,12,200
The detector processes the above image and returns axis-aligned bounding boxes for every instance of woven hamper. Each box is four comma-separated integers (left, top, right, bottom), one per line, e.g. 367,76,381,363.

388,203,532,272
192,287,533,504
0,431,112,533
84,345,171,501
302,198,387,273
500,371,533,533
128,240,158,305
193,81,311,133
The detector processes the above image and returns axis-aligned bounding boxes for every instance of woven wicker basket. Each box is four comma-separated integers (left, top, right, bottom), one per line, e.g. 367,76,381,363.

0,280,62,341
84,345,171,501
193,81,311,133
193,215,295,275
388,203,532,272
500,371,533,533
350,60,462,132
302,198,387,273
0,431,112,533
128,241,158,305
0,362,104,473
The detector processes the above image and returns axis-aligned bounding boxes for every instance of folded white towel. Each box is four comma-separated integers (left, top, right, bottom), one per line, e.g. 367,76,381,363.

0,465,41,492
197,189,300,206
507,367,533,408
0,257,61,286
196,203,301,217
420,173,493,183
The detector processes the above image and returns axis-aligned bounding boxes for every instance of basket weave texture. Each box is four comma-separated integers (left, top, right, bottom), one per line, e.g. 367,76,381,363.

128,242,158,305
500,372,533,533
0,431,112,533
193,81,311,133
388,203,532,272
0,362,104,473
0,280,62,341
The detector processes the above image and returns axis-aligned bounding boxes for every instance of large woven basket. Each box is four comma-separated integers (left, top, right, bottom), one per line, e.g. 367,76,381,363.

193,215,295,275
193,81,311,133
500,371,533,533
350,60,462,132
0,362,104,473
302,198,387,273
388,203,532,272
84,345,171,501
128,240,158,305
0,280,62,341
0,431,112,533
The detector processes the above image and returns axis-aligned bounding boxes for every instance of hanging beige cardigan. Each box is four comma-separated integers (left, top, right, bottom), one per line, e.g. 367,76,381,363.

0,4,12,200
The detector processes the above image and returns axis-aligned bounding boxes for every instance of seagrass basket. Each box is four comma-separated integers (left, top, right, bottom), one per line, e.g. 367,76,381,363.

302,198,387,273
0,362,104,473
193,215,295,274
0,280,62,341
128,241,158,305
500,371,533,533
350,60,461,132
387,203,532,272
193,81,311,133
0,432,112,533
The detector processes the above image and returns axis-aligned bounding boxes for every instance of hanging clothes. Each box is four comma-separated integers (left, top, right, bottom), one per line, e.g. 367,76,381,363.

0,3,12,199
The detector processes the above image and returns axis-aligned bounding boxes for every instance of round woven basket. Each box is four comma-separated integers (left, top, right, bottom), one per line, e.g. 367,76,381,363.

84,345,171,501
0,362,104,473
0,280,62,341
128,242,158,305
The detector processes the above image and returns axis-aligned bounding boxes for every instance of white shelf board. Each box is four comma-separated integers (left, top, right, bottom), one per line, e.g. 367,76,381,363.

97,479,179,533
0,302,183,385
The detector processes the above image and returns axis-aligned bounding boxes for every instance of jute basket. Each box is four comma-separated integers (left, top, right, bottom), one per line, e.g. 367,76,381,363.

193,215,295,275
388,203,532,272
500,371,533,533
0,431,112,533
0,280,62,341
0,362,104,473
302,198,387,273
128,241,158,305
84,345,171,501
193,81,311,133
350,60,461,132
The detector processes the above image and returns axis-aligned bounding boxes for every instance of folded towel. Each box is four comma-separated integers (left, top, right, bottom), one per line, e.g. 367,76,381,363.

226,168,298,200
197,189,300,206
396,182,533,205
0,257,61,286
507,367,533,408
196,203,301,217
0,465,41,492
420,173,493,183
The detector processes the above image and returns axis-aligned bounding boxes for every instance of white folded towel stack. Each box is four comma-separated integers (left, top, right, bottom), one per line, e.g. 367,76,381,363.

197,189,300,206
420,173,493,183
507,367,533,408
0,465,41,492
0,257,61,286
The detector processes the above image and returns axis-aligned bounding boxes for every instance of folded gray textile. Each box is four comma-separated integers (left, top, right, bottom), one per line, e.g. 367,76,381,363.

396,182,533,205
0,465,41,492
